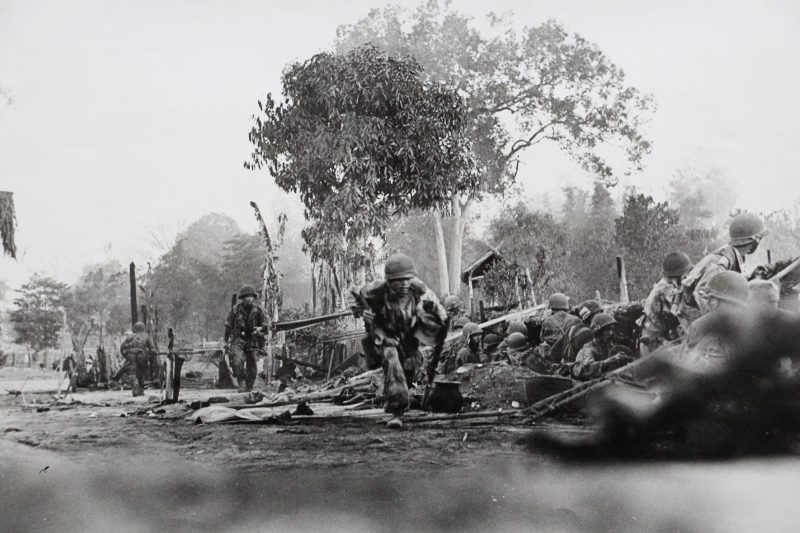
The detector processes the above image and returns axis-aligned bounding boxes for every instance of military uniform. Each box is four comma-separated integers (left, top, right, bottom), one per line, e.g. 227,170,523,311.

224,301,267,391
640,278,681,353
674,244,745,329
350,275,446,417
120,323,157,393
572,340,633,381
456,344,481,367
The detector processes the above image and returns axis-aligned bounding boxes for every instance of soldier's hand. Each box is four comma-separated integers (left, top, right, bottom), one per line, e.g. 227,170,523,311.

362,310,374,324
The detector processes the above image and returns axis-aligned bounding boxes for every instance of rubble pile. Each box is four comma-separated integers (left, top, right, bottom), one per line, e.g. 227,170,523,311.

454,363,539,409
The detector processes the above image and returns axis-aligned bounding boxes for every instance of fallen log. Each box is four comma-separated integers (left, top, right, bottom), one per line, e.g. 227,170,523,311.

404,409,521,424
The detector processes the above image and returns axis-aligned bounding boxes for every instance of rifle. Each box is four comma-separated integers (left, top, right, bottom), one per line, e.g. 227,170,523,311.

421,316,451,411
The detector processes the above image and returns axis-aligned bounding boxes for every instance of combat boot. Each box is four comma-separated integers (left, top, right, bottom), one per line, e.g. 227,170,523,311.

237,380,247,393
386,416,403,429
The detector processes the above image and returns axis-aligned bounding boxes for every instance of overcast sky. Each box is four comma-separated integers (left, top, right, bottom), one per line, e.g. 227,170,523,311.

1,0,799,290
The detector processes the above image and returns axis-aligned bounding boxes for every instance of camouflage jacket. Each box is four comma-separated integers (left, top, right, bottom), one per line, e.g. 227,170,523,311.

675,245,744,318
349,277,447,346
224,302,267,349
572,340,632,381
120,332,157,358
641,278,680,340
540,311,583,346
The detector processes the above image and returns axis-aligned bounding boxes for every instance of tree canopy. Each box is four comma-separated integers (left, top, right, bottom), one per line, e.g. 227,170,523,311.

247,44,478,264
9,274,68,353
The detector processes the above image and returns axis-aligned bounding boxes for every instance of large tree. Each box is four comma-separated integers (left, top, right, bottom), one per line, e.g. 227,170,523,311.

336,2,655,295
615,192,684,300
246,44,477,296
9,275,68,358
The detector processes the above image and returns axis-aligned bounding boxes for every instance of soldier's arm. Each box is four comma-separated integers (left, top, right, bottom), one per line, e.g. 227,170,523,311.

223,307,235,342
572,346,603,380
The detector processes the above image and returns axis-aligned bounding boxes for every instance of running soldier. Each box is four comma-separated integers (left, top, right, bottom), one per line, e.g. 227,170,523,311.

350,254,447,429
119,321,157,396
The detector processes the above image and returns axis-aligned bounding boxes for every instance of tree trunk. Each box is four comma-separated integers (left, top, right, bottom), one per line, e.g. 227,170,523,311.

447,197,470,297
432,211,449,295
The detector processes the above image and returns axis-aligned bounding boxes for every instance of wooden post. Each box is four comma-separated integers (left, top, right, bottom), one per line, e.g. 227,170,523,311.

616,256,630,303
129,262,138,327
768,249,772,264
468,277,474,320
140,305,148,328
479,300,486,323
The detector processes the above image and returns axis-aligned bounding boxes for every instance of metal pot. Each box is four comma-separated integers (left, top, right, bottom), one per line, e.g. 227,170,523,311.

428,380,464,414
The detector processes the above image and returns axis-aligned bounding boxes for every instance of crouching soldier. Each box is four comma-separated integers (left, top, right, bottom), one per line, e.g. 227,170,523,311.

350,254,447,429
640,252,691,354
572,314,635,381
119,322,157,396
538,293,582,362
224,284,267,392
457,323,482,367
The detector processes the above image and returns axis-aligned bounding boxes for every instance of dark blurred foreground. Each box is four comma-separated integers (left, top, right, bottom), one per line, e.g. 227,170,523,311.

3,440,800,533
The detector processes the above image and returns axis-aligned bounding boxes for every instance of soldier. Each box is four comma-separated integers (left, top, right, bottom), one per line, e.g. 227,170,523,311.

482,333,503,363
496,320,528,355
224,284,267,392
538,293,582,362
676,271,750,374
505,332,531,367
451,316,469,332
350,253,447,429
674,212,766,327
119,321,157,396
549,300,602,368
639,252,692,354
533,272,800,459
456,322,482,367
572,313,635,381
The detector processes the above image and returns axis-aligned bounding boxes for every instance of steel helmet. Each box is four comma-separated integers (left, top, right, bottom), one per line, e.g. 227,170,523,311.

452,316,469,330
384,253,415,280
506,321,527,336
462,322,482,341
132,321,146,333
729,213,766,246
662,252,692,277
748,279,780,306
590,313,616,334
483,333,503,348
705,271,749,304
239,284,258,299
547,292,570,311
578,300,603,322
506,332,529,352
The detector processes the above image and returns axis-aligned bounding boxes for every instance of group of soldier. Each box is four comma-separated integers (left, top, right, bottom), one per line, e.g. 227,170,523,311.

114,210,800,450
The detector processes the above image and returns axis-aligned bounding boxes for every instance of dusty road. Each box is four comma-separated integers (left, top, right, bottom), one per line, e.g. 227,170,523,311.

3,373,800,532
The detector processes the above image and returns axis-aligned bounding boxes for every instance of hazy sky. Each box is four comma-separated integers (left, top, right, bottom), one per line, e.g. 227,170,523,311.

2,0,799,290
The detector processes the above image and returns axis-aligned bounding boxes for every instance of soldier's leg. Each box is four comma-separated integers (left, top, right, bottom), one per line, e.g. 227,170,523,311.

244,349,258,391
229,343,247,391
382,345,410,417
400,337,422,388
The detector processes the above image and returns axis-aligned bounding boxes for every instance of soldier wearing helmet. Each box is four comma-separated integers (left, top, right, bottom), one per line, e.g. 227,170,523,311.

676,271,750,374
538,293,583,361
119,321,157,396
349,253,447,428
572,313,635,381
456,322,482,367
675,212,766,327
640,252,692,354
223,284,267,392
481,333,503,363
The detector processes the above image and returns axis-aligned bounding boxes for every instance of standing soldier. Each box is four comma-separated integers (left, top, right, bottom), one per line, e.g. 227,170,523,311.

640,252,692,354
119,321,157,396
350,253,447,429
674,212,766,328
224,284,267,392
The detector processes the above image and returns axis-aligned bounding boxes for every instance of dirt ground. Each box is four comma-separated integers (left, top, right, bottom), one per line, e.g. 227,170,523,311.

4,369,800,532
